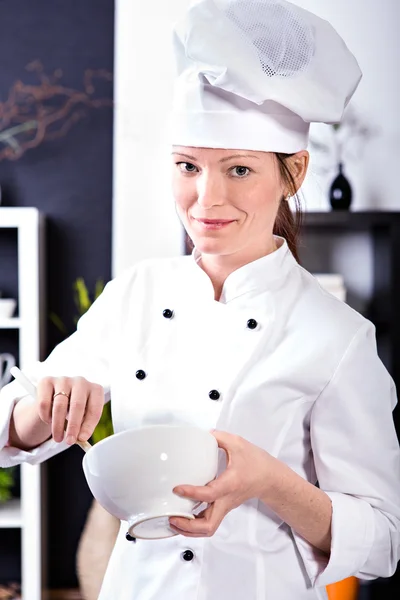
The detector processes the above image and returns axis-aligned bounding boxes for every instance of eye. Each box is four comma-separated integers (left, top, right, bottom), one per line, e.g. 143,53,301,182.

176,162,198,174
231,166,251,178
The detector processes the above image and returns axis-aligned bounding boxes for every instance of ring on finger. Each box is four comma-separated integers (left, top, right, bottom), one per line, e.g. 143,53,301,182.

53,390,70,400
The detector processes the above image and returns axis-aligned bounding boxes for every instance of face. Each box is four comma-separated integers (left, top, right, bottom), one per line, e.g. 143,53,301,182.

172,146,308,264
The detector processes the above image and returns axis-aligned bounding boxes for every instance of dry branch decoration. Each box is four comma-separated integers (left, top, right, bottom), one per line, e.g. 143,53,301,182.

0,582,21,600
309,105,379,175
0,60,113,161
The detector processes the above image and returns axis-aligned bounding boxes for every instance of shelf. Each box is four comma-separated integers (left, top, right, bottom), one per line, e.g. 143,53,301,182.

0,318,21,329
0,498,22,528
302,210,400,230
0,207,41,228
0,207,45,599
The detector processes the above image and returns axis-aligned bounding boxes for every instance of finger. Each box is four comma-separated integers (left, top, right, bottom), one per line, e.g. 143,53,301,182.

168,526,207,538
64,379,89,444
211,429,241,452
51,379,72,442
77,384,105,442
173,483,218,504
36,377,56,424
169,501,227,537
174,472,233,503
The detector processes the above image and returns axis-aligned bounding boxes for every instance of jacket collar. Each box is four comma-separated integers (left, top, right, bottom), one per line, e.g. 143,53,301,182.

191,236,297,303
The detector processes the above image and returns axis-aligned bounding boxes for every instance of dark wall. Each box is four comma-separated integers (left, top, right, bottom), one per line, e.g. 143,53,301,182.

0,0,114,588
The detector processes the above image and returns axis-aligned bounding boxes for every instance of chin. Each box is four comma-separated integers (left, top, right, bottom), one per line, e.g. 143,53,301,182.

190,236,233,256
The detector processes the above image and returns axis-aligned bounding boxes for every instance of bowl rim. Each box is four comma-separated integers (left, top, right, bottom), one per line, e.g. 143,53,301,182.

83,423,217,458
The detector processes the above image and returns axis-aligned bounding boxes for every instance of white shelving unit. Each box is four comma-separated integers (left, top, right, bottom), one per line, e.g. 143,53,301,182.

0,207,46,600
0,499,23,529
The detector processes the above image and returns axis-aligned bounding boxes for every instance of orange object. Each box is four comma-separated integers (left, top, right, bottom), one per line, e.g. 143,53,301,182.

326,577,360,600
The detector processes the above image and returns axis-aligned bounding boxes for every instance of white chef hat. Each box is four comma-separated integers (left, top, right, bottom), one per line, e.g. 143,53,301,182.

169,0,362,153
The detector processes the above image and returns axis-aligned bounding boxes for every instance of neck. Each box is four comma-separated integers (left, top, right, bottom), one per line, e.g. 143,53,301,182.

198,238,278,301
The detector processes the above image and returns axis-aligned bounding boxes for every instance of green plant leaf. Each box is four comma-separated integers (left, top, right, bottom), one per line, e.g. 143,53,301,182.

74,277,92,316
91,401,113,444
48,311,68,335
94,279,105,300
0,467,16,504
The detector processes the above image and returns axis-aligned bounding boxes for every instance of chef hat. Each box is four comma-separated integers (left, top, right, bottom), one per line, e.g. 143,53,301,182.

169,0,362,153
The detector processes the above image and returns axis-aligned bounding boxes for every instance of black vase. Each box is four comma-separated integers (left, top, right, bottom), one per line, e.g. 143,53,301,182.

329,163,352,210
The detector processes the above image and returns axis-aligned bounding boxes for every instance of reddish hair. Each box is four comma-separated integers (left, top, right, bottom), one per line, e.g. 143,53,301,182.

274,153,303,262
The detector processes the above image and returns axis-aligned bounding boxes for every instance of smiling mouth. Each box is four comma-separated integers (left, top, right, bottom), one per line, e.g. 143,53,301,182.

193,218,236,230
195,219,236,224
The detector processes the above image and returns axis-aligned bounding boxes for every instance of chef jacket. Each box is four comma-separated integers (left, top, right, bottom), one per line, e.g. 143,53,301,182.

1,237,400,600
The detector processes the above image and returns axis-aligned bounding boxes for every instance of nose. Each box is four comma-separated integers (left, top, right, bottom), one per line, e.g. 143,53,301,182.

196,173,225,209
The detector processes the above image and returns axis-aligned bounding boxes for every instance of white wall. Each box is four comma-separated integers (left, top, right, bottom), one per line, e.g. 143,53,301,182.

112,0,191,276
113,0,400,276
293,0,400,212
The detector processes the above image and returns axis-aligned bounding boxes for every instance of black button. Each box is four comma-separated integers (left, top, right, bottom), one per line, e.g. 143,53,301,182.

181,549,195,561
163,309,174,319
209,390,220,401
247,319,258,330
136,370,146,380
126,532,136,542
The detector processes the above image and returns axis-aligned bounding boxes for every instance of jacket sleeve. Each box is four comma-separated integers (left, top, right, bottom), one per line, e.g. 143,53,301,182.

291,321,400,587
0,276,120,468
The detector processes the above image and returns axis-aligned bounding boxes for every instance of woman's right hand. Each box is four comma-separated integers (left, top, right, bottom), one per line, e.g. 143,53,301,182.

36,376,105,445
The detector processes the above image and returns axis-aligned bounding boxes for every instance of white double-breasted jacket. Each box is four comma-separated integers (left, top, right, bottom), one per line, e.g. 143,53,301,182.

1,239,399,599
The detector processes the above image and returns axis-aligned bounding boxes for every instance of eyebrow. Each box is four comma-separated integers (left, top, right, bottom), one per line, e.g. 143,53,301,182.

171,152,260,163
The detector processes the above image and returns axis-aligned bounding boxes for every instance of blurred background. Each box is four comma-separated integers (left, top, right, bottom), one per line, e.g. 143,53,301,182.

0,0,399,599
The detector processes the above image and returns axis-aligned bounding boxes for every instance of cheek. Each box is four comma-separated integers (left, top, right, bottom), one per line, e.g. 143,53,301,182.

172,179,194,212
243,182,281,217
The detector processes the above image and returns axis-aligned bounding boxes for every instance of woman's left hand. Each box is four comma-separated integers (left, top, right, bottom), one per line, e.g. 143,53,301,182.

169,429,279,538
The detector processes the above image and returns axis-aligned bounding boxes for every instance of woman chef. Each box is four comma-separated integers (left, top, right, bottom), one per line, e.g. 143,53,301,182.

1,1,400,599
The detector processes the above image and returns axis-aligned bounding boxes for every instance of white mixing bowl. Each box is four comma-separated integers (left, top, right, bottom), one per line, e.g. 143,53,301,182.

82,424,219,539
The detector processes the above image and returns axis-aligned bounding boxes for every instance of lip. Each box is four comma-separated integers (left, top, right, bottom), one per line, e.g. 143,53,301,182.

195,219,235,224
193,218,236,231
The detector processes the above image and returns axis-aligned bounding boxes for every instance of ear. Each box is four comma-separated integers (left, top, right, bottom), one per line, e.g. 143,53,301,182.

287,151,310,195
